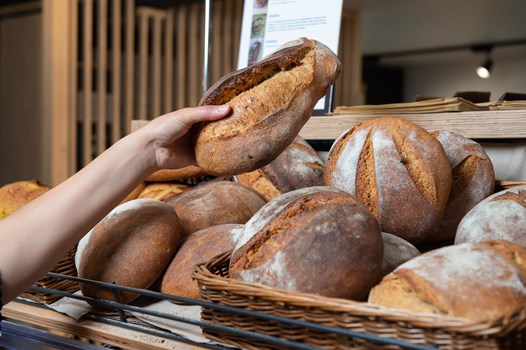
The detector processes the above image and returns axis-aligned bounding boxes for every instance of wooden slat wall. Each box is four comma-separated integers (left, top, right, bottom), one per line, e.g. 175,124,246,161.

72,0,360,170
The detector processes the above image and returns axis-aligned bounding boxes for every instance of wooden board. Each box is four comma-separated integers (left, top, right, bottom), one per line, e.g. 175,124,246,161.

3,302,207,350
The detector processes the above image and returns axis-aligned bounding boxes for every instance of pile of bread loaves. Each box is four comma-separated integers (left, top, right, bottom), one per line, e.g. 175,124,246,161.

2,38,526,325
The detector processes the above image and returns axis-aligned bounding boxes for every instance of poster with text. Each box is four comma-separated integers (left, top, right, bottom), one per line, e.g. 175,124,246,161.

237,0,343,112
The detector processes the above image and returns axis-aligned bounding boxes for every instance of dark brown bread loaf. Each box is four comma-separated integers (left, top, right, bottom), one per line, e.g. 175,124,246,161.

76,199,182,305
236,135,325,201
368,240,526,322
455,184,526,247
160,224,244,299
229,186,383,301
194,37,342,176
324,116,452,244
164,180,266,237
381,232,420,277
426,130,495,242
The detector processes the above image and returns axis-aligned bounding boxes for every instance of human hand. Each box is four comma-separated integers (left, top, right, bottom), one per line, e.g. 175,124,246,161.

144,104,231,170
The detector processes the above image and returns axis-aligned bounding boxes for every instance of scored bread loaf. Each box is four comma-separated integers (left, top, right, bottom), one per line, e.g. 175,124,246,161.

194,37,342,176
236,135,325,201
426,130,495,242
164,180,266,237
229,186,383,301
76,199,182,305
455,184,526,248
368,240,526,323
324,116,452,244
160,224,244,299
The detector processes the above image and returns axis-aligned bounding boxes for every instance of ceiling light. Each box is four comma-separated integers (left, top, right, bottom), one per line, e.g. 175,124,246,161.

476,58,493,79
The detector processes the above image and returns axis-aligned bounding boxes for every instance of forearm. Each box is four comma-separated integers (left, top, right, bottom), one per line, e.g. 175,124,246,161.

0,128,156,302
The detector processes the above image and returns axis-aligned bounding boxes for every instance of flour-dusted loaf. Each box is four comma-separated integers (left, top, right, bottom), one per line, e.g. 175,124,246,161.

160,224,244,300
229,186,383,301
455,185,526,247
368,240,526,322
194,37,342,176
426,130,495,242
236,135,325,201
165,180,266,237
381,232,420,277
324,116,452,243
77,198,182,305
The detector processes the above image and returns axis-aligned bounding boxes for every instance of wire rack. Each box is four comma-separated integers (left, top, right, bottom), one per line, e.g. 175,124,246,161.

15,272,437,350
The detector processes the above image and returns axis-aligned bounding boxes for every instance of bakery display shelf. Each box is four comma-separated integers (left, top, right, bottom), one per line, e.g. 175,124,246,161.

6,271,437,350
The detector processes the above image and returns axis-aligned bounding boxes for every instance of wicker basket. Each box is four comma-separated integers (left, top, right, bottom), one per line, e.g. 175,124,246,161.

20,245,79,304
194,251,526,350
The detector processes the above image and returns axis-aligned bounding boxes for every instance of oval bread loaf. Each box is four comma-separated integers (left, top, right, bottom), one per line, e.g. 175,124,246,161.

195,37,342,176
230,186,383,300
368,240,526,322
324,116,452,243
380,232,420,277
0,180,50,219
77,199,182,305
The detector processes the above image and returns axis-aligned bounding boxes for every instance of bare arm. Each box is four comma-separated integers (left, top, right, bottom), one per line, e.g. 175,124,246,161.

0,105,230,303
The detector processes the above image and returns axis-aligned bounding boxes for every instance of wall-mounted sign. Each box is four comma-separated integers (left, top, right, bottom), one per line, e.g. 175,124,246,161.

238,0,343,114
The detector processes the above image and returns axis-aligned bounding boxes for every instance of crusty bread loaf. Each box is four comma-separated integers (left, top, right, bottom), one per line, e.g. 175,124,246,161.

194,37,342,176
229,186,383,301
0,180,50,219
138,182,191,201
324,116,452,243
165,180,266,237
455,184,526,247
368,240,526,322
77,199,182,305
160,224,244,299
121,182,146,203
426,130,495,242
381,232,420,277
236,135,325,201
145,166,206,182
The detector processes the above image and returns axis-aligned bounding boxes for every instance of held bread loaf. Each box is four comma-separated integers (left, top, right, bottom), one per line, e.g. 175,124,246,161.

324,116,452,244
0,180,50,219
194,37,342,176
368,240,526,323
455,184,526,247
160,224,244,299
426,130,495,242
229,186,383,301
76,199,182,305
164,180,266,237
236,135,325,201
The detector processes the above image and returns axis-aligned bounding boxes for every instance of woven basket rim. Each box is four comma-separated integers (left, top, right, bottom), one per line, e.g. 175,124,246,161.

194,250,526,337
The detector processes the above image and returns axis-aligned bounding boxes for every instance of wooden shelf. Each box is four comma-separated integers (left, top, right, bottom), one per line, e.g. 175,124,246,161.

299,109,526,140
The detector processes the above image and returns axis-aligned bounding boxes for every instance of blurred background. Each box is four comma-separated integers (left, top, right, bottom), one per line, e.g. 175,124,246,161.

0,0,525,186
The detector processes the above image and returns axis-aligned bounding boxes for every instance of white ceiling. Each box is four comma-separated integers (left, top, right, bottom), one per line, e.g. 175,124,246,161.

345,0,526,63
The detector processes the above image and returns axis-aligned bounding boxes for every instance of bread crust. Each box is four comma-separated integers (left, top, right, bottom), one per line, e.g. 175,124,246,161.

324,117,452,243
0,180,50,218
145,166,206,182
230,186,383,300
195,37,341,176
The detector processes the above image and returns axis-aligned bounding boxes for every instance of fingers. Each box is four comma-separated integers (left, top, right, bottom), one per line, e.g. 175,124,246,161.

171,104,232,129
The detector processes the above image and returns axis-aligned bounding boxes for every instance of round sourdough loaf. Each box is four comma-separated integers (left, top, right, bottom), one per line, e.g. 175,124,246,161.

164,180,266,237
324,116,452,243
425,130,495,242
380,232,420,277
194,37,342,176
160,224,244,299
235,135,325,201
368,240,526,322
76,198,182,305
0,180,50,219
455,184,526,247
229,186,383,301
